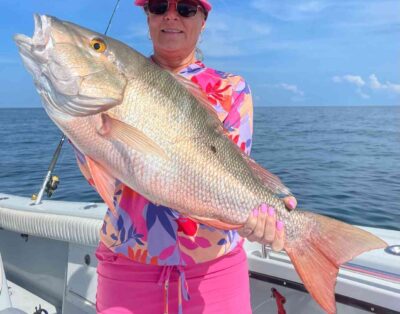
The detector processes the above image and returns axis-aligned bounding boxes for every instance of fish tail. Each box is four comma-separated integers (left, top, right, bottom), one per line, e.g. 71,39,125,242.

284,212,387,314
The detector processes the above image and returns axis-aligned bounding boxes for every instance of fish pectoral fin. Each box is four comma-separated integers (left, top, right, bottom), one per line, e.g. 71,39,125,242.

285,213,388,314
86,156,117,215
100,113,169,160
190,215,242,230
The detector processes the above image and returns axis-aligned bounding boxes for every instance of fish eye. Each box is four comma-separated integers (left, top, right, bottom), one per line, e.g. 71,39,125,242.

90,38,107,53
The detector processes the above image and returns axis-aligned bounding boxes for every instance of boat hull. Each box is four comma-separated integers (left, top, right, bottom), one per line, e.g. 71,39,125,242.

0,193,399,314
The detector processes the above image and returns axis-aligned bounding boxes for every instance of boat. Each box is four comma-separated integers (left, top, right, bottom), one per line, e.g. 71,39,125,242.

0,193,399,314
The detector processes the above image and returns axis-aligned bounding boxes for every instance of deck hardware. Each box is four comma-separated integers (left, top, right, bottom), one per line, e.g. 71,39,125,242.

33,305,48,314
20,234,29,242
385,245,400,256
84,204,98,209
261,244,267,258
261,244,272,258
84,254,91,266
271,288,287,314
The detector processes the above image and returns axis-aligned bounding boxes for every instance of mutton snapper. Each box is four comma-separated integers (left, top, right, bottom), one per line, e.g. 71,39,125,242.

15,15,387,314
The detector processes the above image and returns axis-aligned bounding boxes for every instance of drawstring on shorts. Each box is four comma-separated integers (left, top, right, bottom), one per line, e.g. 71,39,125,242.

158,265,190,314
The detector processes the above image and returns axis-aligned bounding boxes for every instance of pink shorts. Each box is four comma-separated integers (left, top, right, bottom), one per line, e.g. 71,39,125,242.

95,242,251,314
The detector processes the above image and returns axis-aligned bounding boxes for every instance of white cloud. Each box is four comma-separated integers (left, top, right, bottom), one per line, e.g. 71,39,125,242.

369,74,381,89
332,75,365,87
279,83,305,96
369,74,400,94
333,73,400,98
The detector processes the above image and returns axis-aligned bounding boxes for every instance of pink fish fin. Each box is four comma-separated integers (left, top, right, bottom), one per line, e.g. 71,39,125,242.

190,215,242,230
174,74,222,124
242,153,291,197
99,113,169,160
285,212,387,314
85,156,118,215
175,75,290,196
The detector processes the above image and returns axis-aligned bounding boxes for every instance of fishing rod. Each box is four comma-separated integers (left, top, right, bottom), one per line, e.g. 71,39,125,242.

32,0,121,205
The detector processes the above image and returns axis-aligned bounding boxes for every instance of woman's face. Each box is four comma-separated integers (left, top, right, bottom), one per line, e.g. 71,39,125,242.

147,1,206,56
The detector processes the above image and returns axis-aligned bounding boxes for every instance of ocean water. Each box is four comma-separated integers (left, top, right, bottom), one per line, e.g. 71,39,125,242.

0,107,399,230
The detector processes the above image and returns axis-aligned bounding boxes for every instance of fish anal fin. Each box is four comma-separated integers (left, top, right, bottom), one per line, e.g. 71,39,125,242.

285,213,388,314
99,113,169,160
190,215,242,230
86,156,117,215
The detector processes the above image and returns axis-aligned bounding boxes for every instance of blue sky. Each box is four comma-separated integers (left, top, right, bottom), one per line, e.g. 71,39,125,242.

1,0,399,107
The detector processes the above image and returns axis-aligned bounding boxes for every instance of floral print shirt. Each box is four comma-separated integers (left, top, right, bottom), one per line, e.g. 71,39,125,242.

74,61,254,266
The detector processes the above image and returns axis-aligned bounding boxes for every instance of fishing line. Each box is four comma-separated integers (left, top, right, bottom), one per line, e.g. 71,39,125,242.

104,0,121,35
33,0,121,204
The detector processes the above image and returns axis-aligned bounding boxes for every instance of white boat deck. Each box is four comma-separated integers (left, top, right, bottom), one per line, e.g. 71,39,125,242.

6,280,56,314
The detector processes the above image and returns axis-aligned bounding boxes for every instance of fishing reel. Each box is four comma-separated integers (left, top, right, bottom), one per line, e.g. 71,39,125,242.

45,175,59,198
31,175,60,201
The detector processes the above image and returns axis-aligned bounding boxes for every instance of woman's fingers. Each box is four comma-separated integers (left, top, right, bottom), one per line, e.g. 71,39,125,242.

244,204,278,244
239,203,286,251
262,206,276,243
237,206,259,237
247,204,267,242
283,196,297,211
271,220,285,251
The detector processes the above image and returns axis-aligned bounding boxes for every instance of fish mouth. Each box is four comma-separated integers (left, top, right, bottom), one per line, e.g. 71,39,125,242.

15,14,50,50
14,14,120,117
14,14,52,79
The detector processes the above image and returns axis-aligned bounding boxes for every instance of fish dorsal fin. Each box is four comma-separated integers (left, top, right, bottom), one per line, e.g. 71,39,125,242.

243,154,291,197
85,156,117,215
175,74,290,197
174,74,222,123
98,113,169,160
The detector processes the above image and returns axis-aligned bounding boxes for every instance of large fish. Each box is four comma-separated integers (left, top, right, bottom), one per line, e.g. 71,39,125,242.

15,15,386,313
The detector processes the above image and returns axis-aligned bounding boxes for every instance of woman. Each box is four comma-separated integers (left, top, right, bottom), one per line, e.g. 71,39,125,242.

74,0,297,313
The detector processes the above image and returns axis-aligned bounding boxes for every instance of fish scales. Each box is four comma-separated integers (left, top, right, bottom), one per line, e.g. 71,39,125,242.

111,64,270,223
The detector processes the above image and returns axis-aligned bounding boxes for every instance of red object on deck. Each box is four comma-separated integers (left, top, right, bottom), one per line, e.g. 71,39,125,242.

271,288,287,314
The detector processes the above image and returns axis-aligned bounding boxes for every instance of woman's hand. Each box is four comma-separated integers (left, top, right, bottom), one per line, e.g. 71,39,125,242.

237,196,297,251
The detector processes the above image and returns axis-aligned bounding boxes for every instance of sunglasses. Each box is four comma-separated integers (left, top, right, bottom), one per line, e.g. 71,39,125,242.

146,0,205,18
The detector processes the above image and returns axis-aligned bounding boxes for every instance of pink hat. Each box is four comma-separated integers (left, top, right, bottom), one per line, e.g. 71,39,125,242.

134,0,212,13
